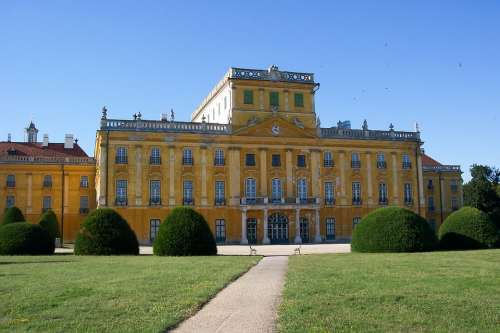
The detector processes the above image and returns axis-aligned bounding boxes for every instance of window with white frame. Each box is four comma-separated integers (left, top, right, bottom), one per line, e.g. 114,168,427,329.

80,176,89,188
324,182,335,204
379,183,388,204
402,154,412,169
116,180,128,205
150,180,161,205
404,183,413,204
351,152,361,168
150,219,160,242
183,148,193,165
183,180,193,204
215,181,225,204
323,151,333,167
214,148,225,166
271,178,282,202
215,219,226,242
352,182,361,204
245,178,256,200
297,178,307,201
6,196,15,208
116,147,128,164
150,147,161,165
376,152,386,169
80,196,89,214
326,217,336,240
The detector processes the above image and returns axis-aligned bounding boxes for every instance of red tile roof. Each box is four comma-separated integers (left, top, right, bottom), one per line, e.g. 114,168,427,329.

422,154,442,167
0,142,89,158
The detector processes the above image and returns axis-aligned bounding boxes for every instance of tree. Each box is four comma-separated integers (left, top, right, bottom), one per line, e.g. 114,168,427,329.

463,164,500,229
38,209,60,240
1,206,25,225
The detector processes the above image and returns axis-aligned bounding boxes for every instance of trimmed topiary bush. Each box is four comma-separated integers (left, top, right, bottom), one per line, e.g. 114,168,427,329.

74,208,139,255
0,222,55,255
154,207,217,256
1,206,25,225
352,207,438,252
439,206,499,250
39,209,60,240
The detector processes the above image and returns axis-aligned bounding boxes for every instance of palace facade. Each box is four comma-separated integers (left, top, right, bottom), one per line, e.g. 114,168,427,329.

1,65,463,244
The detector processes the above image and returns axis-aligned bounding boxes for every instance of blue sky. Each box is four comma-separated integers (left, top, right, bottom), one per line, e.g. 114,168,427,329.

1,1,499,180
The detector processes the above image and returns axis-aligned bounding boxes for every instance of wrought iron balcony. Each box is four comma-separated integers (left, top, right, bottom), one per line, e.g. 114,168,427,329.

377,161,387,169
149,198,162,206
240,197,267,205
351,161,361,169
298,197,319,205
79,207,89,214
183,198,194,206
323,160,334,168
215,198,226,206
115,198,128,206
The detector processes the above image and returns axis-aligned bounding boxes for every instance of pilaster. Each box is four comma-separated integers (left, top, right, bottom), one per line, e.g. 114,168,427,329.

169,145,176,206
392,152,399,204
286,149,293,198
135,145,143,206
259,148,267,197
201,146,208,206
366,152,373,205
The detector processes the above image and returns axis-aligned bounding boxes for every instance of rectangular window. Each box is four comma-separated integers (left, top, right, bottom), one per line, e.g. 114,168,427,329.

214,148,225,166
42,196,52,212
245,178,256,200
297,154,306,168
116,180,128,206
428,196,435,211
150,219,160,242
323,151,334,167
80,196,89,214
376,153,386,169
215,181,225,205
271,178,282,202
297,178,307,201
272,154,281,167
6,196,15,208
150,147,161,165
150,180,161,205
43,175,52,188
183,180,193,205
404,183,413,204
294,93,304,107
6,175,15,187
402,154,412,169
215,219,226,242
451,197,459,211
247,218,257,244
80,176,89,188
352,217,361,229
379,183,388,204
243,90,253,104
326,217,336,240
270,91,279,106
245,153,256,166
116,147,128,164
450,180,458,193
351,152,361,168
325,182,335,205
183,148,193,165
352,182,361,205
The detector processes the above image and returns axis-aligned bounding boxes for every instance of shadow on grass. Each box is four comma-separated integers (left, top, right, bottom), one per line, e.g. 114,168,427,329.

0,260,74,265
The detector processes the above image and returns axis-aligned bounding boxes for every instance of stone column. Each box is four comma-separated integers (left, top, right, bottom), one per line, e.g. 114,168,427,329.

64,173,69,214
314,208,321,243
294,208,302,244
135,145,143,206
366,152,373,205
286,149,293,198
311,150,320,198
339,151,346,205
201,146,208,206
241,209,248,245
259,148,267,197
97,143,107,206
229,147,241,206
169,145,176,206
417,153,425,209
440,177,446,213
392,152,399,204
26,173,32,213
263,208,270,244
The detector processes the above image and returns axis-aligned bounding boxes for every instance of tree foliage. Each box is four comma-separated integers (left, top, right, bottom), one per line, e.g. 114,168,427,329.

1,206,25,225
38,209,60,240
0,222,55,255
463,164,500,229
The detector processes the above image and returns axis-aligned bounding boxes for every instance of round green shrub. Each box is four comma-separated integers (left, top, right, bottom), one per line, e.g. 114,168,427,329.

352,207,438,253
154,207,217,256
439,206,499,250
1,206,25,225
38,209,60,240
74,208,139,255
0,222,55,255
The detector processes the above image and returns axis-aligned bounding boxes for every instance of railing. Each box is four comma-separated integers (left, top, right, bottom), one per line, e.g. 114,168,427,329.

377,161,387,169
229,67,315,83
240,197,267,205
423,165,461,172
321,127,420,142
0,156,95,165
240,197,319,206
351,161,361,169
323,160,334,168
102,119,231,134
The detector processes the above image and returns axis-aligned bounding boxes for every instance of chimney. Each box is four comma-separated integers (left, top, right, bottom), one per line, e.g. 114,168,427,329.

64,134,74,149
42,134,49,147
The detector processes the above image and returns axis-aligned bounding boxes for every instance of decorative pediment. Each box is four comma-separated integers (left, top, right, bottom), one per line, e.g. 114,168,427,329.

232,116,317,139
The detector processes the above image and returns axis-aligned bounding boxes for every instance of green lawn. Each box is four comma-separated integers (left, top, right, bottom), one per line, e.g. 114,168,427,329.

279,250,500,333
0,255,260,333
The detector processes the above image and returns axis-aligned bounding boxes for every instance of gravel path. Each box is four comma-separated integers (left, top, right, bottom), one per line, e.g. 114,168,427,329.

171,256,289,333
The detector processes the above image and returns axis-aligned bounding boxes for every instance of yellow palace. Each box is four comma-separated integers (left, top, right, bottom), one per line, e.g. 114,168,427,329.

1,65,463,244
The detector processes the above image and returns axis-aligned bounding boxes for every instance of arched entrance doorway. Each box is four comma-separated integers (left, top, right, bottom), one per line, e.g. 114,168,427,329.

268,212,289,244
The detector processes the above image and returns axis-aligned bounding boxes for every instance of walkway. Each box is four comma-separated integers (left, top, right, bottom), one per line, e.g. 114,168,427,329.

171,256,289,333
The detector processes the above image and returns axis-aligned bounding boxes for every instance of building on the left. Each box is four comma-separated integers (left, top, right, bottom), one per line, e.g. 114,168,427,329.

0,122,96,241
